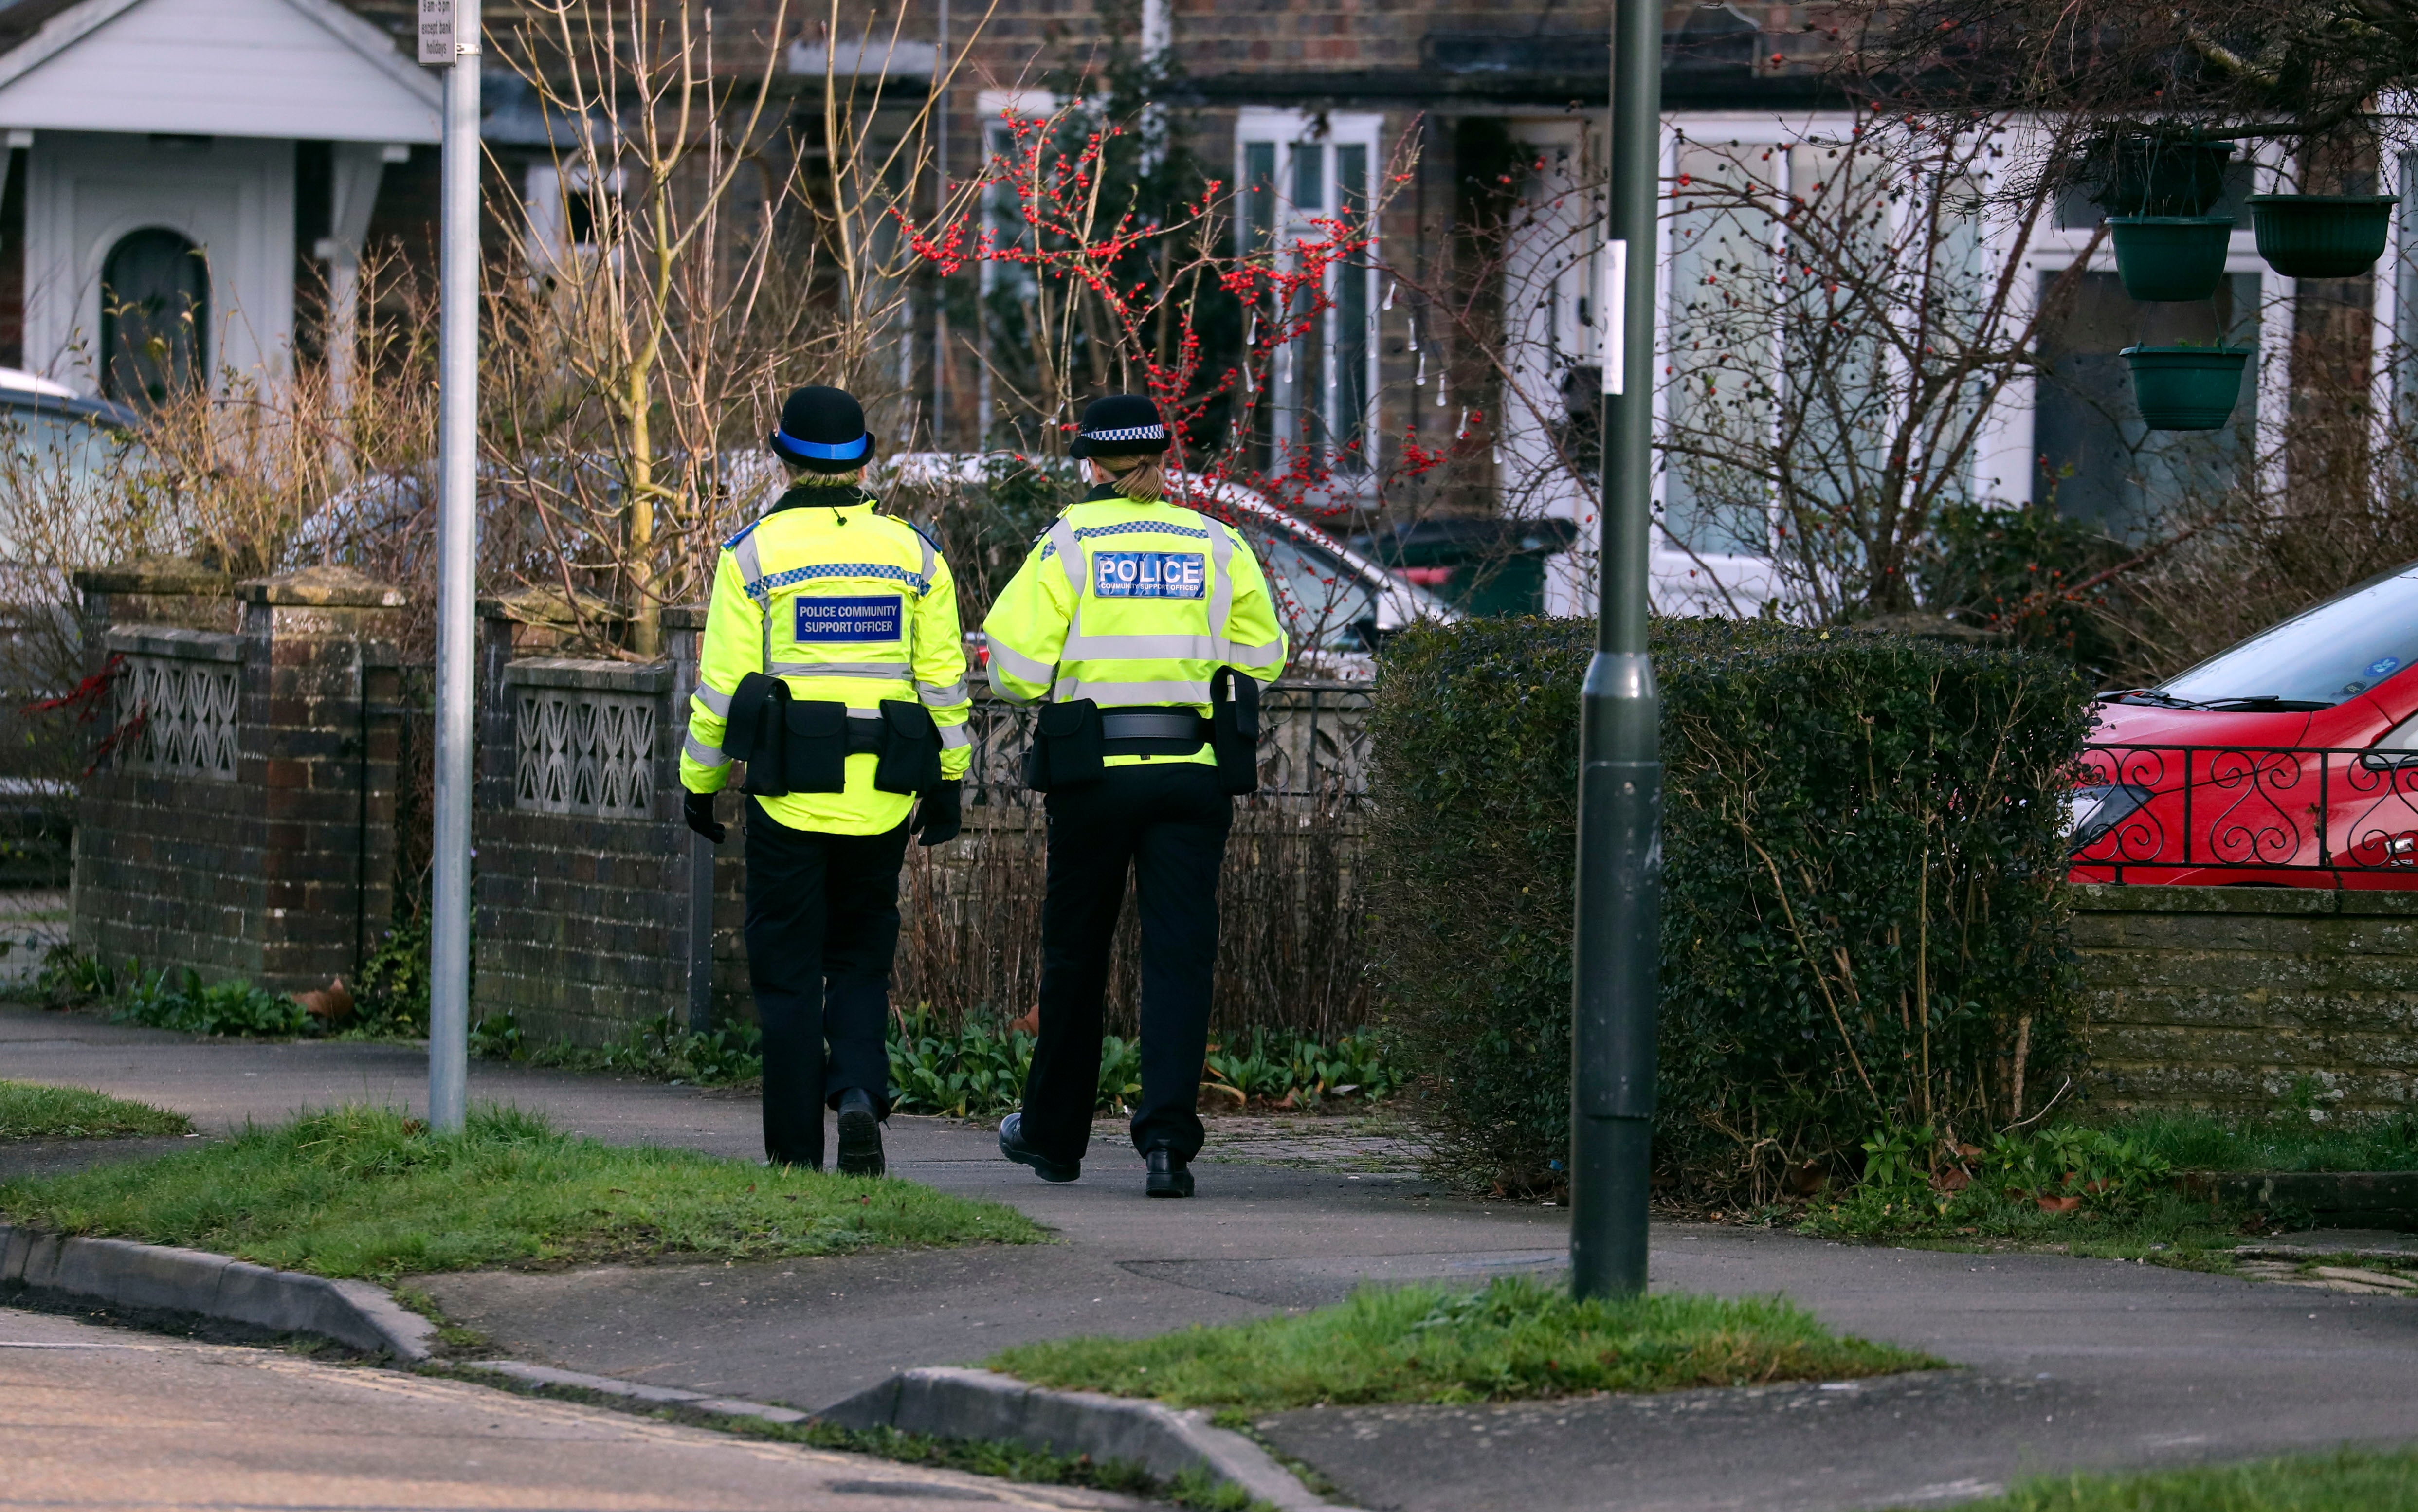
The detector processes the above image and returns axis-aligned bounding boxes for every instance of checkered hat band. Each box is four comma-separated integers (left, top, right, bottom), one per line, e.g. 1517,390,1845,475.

1079,424,1165,442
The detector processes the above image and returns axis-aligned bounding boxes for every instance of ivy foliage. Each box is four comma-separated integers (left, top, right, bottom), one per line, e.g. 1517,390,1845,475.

1368,616,2091,1197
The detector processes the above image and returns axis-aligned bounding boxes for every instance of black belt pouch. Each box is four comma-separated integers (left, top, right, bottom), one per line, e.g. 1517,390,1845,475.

1021,698,1104,792
1209,668,1261,797
727,672,791,798
874,700,945,795
783,699,851,793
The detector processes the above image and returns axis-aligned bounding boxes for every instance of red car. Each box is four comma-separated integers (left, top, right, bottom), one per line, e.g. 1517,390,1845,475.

2071,562,2418,887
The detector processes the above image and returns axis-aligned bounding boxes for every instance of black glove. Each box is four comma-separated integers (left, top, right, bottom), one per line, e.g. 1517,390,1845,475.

912,780,962,847
684,790,727,845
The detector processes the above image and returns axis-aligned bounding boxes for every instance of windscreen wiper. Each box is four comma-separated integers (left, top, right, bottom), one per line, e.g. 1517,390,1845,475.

2198,695,2333,712
2097,688,2208,710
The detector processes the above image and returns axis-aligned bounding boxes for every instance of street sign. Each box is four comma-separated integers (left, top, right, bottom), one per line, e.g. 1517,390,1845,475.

418,0,456,66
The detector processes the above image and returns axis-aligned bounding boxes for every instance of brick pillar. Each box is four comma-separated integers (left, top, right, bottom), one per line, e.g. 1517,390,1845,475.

238,566,408,994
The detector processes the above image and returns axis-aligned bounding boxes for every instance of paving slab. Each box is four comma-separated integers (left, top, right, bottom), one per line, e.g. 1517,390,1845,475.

0,1303,1144,1511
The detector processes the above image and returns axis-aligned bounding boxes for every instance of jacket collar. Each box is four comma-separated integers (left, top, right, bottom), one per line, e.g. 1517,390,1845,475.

1079,481,1124,504
769,483,876,515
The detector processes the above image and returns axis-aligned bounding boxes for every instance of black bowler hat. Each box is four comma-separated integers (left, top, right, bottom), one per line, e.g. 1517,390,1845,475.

768,385,874,473
1068,394,1169,459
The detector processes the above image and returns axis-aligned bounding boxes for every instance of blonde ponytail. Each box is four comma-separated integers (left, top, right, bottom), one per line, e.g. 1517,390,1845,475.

1095,454,1166,504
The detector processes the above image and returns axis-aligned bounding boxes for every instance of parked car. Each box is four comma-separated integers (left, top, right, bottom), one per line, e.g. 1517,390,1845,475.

0,367,145,563
2072,559,2418,886
879,454,1453,681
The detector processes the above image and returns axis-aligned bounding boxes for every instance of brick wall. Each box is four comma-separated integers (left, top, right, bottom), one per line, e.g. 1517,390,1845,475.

2076,884,2418,1117
471,602,751,1046
71,564,406,996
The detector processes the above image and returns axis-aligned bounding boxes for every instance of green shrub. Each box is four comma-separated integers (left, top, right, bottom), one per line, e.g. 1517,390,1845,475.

1369,616,2091,1197
115,967,313,1038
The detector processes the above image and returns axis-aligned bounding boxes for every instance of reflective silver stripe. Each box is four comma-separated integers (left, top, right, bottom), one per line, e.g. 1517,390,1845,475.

1059,631,1229,662
732,532,763,590
769,660,914,679
1050,677,1213,705
917,678,969,706
987,640,1056,686
683,732,729,767
917,532,936,588
987,659,1043,704
1207,522,1236,661
1048,519,1085,595
1228,636,1286,664
691,684,733,717
939,723,972,749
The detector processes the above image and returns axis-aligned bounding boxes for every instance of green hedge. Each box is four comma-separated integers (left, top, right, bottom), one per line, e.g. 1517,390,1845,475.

1368,617,2091,1197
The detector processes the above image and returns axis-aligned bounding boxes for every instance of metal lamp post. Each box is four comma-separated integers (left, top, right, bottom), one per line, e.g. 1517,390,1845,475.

1569,0,1663,1299
422,0,482,1134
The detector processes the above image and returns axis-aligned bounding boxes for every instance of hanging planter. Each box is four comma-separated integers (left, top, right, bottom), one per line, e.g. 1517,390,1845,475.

2086,139,2236,217
2124,346,2254,431
2245,195,2400,278
2107,217,2235,301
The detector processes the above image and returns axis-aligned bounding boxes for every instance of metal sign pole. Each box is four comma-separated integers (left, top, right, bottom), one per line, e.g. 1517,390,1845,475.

423,0,481,1134
1569,0,1663,1299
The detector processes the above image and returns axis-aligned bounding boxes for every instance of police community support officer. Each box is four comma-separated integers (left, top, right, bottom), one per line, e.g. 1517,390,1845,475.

681,385,971,1176
985,395,1289,1198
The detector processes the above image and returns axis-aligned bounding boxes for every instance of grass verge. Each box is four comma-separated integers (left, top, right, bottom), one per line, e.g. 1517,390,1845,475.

0,1103,1041,1282
440,1367,1270,1512
986,1274,1934,1411
0,1080,192,1141
1931,1446,2418,1511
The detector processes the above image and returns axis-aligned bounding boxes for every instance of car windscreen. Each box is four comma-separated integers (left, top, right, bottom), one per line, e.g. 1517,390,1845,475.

1242,528,1379,653
0,405,151,562
2161,560,2418,708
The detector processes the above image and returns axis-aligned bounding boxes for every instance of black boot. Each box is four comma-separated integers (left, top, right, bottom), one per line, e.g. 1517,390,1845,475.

836,1088,885,1178
999,1112,1081,1183
1145,1149,1193,1199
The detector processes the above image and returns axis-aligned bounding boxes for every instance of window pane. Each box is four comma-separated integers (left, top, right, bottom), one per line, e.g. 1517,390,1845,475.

1292,142,1324,212
1244,142,1277,250
2032,269,2261,539
1335,146,1371,473
1661,142,1777,556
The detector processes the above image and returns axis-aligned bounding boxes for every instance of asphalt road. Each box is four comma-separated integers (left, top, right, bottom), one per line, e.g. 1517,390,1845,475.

9,1002,2418,1511
0,1305,1145,1512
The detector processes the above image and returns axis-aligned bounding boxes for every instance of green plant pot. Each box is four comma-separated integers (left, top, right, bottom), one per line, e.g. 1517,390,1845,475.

2107,217,2235,301
2246,195,2399,278
2123,346,2253,431
2086,140,2235,217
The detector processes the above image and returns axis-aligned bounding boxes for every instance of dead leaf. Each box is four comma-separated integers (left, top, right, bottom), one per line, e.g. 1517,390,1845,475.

294,977,353,1025
1785,1159,1829,1197
1932,1168,1971,1194
2037,1194,2081,1214
1199,1082,1246,1106
1008,1007,1040,1036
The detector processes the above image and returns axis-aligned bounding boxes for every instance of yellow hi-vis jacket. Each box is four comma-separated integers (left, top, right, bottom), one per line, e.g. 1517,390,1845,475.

679,488,971,833
981,485,1289,766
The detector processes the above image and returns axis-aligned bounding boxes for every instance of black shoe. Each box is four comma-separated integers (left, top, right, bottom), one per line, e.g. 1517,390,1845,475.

836,1089,885,1178
999,1112,1080,1183
1145,1149,1194,1199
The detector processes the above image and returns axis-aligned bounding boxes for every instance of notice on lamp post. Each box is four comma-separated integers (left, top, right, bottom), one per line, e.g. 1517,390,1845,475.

418,0,456,65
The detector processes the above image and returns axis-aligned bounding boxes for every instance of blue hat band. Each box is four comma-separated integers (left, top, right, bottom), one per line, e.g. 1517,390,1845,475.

775,427,871,461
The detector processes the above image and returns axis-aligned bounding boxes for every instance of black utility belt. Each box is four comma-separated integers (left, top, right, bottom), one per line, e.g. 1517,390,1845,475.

1022,671,1261,798
724,671,943,798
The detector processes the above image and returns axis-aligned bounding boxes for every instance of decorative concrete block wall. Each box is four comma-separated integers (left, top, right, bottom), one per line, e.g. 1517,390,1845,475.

2075,884,2418,1116
71,564,405,995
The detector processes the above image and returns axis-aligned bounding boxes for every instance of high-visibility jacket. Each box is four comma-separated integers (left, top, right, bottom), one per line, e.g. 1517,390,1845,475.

680,487,971,833
982,484,1289,766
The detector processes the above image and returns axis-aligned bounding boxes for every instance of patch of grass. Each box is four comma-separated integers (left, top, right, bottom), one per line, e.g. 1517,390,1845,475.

0,1104,1043,1282
986,1274,1933,1411
1928,1446,2418,1511
0,1080,192,1141
2120,1107,2418,1174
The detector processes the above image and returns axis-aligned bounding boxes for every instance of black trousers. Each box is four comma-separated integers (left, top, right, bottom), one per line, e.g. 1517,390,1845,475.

1018,762,1232,1166
744,804,908,1168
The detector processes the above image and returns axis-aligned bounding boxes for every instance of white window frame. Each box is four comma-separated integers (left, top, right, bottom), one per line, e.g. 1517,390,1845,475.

523,161,624,274
1234,109,1382,493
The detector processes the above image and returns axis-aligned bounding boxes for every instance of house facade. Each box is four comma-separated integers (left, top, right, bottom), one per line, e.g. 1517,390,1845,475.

0,0,2397,621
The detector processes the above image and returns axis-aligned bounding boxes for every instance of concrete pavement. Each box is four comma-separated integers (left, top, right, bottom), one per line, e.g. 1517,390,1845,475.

9,1002,2418,1511
0,1306,1145,1512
